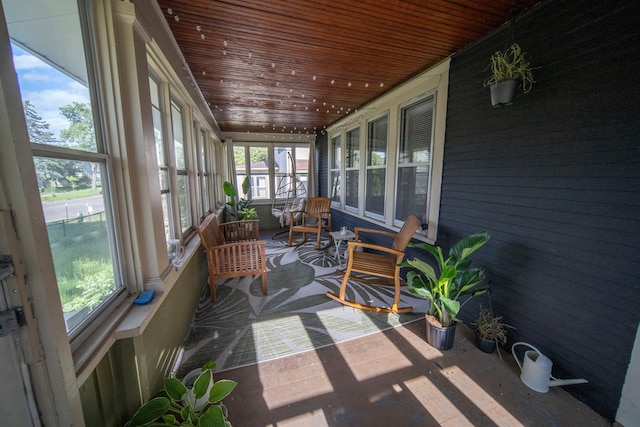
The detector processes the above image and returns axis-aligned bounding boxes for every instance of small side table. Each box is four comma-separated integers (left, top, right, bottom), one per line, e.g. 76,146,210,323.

329,230,355,266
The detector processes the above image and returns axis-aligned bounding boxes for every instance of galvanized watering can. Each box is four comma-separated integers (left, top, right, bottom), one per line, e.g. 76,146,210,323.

512,342,588,393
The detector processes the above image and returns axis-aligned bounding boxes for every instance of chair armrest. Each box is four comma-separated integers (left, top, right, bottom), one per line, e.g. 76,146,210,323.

212,239,266,252
354,227,396,240
346,240,404,257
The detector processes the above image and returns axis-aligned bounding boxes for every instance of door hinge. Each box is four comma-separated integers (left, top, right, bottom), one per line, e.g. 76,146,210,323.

0,254,14,281
0,307,25,337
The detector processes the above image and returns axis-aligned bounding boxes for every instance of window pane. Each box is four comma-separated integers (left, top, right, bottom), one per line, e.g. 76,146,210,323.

396,166,429,221
396,96,433,225
331,170,341,203
367,117,387,166
345,170,358,209
295,146,309,191
346,128,360,168
399,97,433,164
150,77,166,165
37,158,118,332
331,136,341,169
177,173,191,232
161,193,171,241
171,101,185,170
366,168,385,215
234,146,246,183
248,146,269,199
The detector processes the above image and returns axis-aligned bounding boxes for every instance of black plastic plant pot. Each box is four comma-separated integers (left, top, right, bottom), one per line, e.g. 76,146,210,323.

425,317,457,350
476,335,497,354
490,79,518,107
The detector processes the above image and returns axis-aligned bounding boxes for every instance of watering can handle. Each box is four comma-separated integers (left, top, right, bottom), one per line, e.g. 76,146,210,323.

511,342,542,371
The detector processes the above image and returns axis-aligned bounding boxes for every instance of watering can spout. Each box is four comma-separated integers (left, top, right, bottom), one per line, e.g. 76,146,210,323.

549,378,588,387
512,342,588,393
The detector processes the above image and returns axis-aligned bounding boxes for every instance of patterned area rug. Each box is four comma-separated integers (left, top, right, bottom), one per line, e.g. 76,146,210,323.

175,235,430,377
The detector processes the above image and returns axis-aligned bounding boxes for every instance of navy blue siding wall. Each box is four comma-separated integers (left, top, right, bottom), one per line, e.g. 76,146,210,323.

441,0,639,420
316,132,328,197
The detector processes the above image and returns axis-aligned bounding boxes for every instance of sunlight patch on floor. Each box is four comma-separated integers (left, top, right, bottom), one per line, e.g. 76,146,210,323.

335,332,413,381
258,350,334,409
404,375,472,425
445,365,525,426
266,409,329,427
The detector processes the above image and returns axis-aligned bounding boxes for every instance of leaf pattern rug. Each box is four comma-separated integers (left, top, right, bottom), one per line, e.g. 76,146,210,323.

175,236,430,377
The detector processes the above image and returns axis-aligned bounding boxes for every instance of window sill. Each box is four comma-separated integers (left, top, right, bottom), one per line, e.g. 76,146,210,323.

73,237,200,385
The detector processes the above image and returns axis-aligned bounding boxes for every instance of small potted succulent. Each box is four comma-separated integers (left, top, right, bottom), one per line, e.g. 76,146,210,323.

473,307,514,357
484,42,535,106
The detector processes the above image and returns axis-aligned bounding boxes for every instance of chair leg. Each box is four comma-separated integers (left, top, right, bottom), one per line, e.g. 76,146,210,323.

209,277,217,303
326,266,413,314
261,271,268,295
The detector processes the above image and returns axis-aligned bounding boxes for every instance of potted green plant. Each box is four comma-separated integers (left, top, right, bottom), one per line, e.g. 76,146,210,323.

125,361,237,426
401,231,490,350
223,176,256,220
483,43,535,107
472,306,514,357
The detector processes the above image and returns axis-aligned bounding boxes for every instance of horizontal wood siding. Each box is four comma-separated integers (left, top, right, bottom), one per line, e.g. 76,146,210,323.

442,0,639,420
316,132,328,197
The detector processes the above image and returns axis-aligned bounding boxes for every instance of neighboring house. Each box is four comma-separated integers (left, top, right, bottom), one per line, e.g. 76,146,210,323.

0,1,637,426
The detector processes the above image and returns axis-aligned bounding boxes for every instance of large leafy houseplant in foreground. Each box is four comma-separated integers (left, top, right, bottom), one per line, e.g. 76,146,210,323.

401,231,490,349
125,361,237,427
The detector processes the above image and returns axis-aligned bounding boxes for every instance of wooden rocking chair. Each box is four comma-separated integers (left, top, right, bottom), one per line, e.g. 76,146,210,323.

288,197,333,250
326,215,420,314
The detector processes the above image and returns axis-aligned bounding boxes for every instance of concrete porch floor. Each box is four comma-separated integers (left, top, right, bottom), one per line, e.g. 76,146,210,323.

220,318,610,426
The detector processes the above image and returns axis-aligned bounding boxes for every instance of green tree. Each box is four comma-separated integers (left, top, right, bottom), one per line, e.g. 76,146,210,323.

23,100,55,144
59,102,96,151
59,102,99,189
21,100,71,194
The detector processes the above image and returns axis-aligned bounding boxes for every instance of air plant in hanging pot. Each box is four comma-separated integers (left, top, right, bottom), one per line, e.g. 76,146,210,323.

484,43,535,107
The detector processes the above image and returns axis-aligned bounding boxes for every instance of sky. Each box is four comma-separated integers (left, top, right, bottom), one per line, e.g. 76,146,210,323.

11,44,91,141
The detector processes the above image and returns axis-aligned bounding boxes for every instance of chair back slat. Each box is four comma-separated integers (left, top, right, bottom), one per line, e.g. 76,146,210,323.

303,197,331,217
198,214,226,250
392,215,420,252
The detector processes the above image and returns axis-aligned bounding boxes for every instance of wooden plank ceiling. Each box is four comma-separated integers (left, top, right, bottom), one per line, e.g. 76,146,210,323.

155,0,540,137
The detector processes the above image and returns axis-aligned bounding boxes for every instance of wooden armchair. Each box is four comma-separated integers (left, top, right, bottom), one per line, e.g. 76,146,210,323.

326,215,420,314
288,197,333,250
197,214,267,302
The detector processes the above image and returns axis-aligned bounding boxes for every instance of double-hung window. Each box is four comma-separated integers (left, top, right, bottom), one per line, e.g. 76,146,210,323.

274,146,309,198
232,143,313,203
9,0,125,340
396,95,434,227
150,76,173,241
233,145,270,200
365,115,388,218
170,99,192,234
345,127,360,211
195,125,212,219
330,135,341,204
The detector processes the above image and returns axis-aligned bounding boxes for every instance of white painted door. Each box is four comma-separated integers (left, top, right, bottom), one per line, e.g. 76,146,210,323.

0,254,41,426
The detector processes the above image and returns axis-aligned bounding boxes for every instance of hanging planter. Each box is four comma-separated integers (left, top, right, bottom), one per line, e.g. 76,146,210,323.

484,43,535,107
489,78,518,107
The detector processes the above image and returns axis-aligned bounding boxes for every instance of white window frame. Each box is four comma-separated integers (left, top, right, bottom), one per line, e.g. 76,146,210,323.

326,59,449,243
232,142,313,204
364,113,389,221
329,135,342,207
394,92,436,230
344,126,360,213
